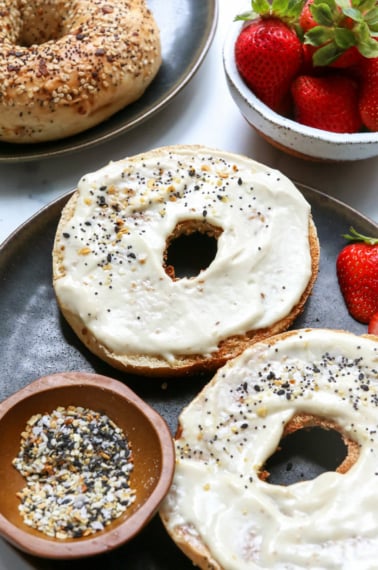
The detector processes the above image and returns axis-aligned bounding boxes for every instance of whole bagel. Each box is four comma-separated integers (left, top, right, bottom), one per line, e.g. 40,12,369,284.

52,145,320,377
0,0,161,143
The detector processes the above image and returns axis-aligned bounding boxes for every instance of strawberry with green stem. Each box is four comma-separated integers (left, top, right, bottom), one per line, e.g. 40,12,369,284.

296,0,378,131
336,227,378,326
301,0,378,67
234,0,305,113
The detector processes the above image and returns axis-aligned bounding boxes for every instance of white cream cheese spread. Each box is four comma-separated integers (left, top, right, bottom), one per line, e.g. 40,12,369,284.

161,329,378,569
54,146,312,361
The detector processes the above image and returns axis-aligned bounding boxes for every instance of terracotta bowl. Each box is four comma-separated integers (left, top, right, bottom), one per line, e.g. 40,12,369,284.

0,372,175,559
223,21,378,162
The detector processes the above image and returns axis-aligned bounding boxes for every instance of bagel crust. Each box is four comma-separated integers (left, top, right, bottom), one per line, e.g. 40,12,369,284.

160,329,378,569
52,145,320,376
0,0,161,143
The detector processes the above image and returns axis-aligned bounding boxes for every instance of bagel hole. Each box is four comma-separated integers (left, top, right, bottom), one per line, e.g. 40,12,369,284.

164,221,222,279
262,426,350,486
18,5,67,46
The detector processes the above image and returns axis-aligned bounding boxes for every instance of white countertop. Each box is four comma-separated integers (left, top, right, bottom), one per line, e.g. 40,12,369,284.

0,0,377,246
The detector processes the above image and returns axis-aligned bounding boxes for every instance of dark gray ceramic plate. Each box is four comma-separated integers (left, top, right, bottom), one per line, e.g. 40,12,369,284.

0,0,217,163
0,184,377,568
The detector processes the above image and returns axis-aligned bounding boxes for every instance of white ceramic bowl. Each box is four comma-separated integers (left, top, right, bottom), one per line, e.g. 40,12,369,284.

223,21,378,162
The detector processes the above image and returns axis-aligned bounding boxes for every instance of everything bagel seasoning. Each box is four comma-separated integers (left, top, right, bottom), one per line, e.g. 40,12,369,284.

13,405,136,539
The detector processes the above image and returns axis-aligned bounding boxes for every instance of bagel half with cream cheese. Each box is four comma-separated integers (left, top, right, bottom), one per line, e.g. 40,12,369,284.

0,0,161,143
160,328,378,569
52,145,320,376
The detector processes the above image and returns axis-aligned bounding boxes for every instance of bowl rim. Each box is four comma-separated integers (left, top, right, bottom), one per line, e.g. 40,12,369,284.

223,20,378,146
0,372,175,559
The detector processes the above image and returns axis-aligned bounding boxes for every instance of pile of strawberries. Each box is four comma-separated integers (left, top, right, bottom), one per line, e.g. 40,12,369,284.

234,0,378,133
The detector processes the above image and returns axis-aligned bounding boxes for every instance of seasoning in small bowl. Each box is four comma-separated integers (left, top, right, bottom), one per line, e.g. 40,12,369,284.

13,405,136,540
0,372,175,559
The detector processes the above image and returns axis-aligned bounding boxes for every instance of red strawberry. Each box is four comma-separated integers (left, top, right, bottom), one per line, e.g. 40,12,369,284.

368,312,378,335
300,0,378,67
299,0,316,32
291,74,362,133
301,43,317,73
336,227,378,324
235,17,303,113
330,46,363,69
359,56,378,132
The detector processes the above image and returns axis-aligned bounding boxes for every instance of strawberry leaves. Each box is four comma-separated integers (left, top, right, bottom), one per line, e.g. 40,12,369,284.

304,0,378,64
342,226,378,245
344,0,378,33
235,0,306,24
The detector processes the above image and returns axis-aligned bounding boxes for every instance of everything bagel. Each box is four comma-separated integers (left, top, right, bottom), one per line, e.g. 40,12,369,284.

0,0,161,143
52,145,319,376
160,328,378,569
